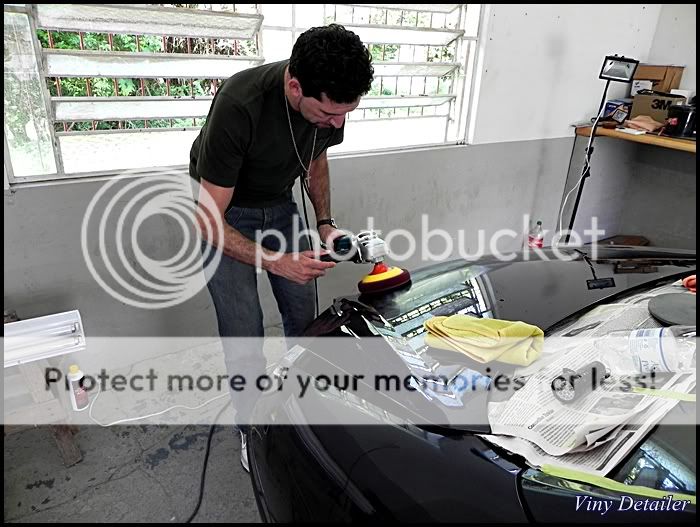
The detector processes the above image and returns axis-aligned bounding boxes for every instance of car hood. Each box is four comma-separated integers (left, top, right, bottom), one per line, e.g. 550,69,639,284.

313,246,696,333
266,246,696,429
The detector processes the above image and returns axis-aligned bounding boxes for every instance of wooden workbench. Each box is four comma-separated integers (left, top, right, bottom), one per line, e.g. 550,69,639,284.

576,126,696,153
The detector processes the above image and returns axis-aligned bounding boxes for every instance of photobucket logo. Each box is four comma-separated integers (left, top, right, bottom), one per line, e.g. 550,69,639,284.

80,169,223,309
250,213,605,265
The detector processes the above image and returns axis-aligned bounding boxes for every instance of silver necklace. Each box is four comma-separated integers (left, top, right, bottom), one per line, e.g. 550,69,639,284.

285,95,317,179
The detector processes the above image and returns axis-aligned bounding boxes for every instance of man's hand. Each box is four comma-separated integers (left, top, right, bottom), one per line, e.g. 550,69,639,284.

268,251,336,285
318,225,345,247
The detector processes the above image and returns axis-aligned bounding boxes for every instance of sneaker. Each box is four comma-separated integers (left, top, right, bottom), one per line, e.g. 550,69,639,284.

240,431,250,473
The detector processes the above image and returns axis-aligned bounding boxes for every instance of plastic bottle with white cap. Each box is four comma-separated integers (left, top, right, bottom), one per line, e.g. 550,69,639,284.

67,364,89,411
527,220,544,249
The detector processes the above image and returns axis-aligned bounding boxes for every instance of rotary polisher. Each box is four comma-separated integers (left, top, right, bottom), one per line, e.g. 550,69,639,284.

321,230,411,294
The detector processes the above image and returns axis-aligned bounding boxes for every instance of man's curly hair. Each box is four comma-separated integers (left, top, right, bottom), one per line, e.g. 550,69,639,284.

289,24,374,104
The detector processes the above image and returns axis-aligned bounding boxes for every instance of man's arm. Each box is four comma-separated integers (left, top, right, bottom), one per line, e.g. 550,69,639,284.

196,178,334,284
308,150,343,245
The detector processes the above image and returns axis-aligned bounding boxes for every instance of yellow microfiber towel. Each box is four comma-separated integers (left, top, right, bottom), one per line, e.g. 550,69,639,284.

424,315,543,366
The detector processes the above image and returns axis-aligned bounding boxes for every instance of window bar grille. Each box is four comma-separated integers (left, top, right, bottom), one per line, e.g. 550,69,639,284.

107,33,122,129
161,35,174,128
187,37,196,126
47,30,68,132
76,31,96,130
134,34,148,129
209,5,218,97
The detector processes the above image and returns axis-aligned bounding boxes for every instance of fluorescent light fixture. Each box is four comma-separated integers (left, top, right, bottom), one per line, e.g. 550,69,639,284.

599,55,639,83
4,310,85,368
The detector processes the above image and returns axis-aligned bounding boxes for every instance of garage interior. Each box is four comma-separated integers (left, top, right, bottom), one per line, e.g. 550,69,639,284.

4,3,696,523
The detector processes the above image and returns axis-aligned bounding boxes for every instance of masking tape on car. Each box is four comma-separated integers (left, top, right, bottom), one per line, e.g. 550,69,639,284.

631,387,696,402
540,464,696,505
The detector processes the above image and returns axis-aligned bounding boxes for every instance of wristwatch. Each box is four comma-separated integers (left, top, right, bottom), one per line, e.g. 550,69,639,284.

316,218,338,229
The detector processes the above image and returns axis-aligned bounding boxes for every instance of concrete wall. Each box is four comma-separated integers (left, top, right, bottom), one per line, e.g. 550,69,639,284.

617,146,697,248
3,179,218,337
6,4,692,338
557,4,697,249
4,139,572,335
648,4,697,91
470,4,661,144
560,136,638,242
559,136,696,249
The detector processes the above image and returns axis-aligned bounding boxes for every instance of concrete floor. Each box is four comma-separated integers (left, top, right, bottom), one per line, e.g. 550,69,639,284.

4,325,292,523
4,424,259,523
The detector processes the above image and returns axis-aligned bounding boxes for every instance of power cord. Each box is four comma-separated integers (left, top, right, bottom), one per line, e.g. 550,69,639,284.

299,175,321,318
87,383,229,427
185,399,231,523
558,80,611,242
84,384,232,523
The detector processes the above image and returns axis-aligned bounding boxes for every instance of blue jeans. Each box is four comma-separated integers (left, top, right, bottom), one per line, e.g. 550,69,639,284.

203,201,316,429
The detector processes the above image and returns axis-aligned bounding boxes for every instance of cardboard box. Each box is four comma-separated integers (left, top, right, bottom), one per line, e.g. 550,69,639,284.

633,64,685,93
630,92,686,122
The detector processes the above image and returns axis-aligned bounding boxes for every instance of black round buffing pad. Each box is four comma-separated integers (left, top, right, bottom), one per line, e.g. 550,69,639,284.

648,293,696,326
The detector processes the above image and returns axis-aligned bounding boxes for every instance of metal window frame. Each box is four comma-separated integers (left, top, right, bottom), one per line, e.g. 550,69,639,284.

4,3,482,186
3,4,30,15
44,48,265,79
54,126,203,138
52,94,456,120
342,4,462,14
4,5,65,184
465,3,489,145
29,4,65,175
35,3,263,40
53,96,215,121
333,22,466,46
4,3,266,185
4,134,15,190
358,94,455,109
372,61,460,77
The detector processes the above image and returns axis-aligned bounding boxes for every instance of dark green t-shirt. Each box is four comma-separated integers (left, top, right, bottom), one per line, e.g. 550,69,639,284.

189,60,343,208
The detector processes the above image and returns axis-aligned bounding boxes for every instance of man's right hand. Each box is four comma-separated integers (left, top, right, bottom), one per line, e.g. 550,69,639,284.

268,251,336,285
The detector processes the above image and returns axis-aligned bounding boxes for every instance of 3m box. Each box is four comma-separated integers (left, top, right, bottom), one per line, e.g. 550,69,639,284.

630,93,686,122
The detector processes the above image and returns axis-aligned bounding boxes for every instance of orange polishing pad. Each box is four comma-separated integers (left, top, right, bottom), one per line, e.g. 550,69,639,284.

358,262,411,294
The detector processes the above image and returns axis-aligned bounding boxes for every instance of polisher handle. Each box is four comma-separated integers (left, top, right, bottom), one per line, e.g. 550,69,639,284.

319,235,355,262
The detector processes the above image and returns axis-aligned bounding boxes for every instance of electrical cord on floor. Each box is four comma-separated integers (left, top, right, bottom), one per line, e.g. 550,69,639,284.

84,381,232,522
185,399,231,523
87,383,229,427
